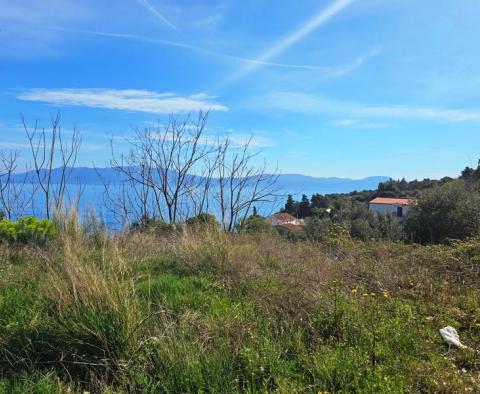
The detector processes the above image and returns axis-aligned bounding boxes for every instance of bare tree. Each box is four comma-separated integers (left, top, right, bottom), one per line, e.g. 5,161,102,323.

97,149,158,228
106,111,280,230
110,112,216,224
98,177,137,227
213,136,280,232
22,112,82,219
186,147,220,218
0,150,31,219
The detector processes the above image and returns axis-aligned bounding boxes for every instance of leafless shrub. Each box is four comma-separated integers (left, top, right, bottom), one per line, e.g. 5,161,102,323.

213,136,281,232
22,111,82,219
0,150,32,219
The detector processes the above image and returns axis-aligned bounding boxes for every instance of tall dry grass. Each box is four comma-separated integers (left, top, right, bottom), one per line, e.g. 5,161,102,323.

1,213,145,387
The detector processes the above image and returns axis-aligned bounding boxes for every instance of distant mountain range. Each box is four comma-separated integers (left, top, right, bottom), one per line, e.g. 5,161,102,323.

273,174,390,195
12,167,390,196
12,167,127,185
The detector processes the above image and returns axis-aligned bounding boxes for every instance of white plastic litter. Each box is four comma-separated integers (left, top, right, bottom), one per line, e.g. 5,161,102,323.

439,326,467,350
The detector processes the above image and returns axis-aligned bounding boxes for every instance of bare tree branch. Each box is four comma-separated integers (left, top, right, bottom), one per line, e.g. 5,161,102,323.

22,112,82,219
0,150,33,219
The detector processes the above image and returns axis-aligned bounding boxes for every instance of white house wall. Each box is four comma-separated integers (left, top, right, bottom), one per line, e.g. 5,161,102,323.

369,203,411,217
267,217,296,226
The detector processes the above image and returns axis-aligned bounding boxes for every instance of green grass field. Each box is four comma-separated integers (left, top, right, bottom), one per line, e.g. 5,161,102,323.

0,228,479,393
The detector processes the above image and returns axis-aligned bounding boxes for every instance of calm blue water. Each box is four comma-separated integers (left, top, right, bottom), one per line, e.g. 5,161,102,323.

19,183,289,229
20,184,115,225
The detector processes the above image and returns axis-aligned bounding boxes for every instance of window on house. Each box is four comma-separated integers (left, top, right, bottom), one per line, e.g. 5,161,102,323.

397,206,403,217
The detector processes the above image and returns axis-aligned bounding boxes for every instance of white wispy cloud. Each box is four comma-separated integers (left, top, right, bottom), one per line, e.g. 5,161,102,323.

328,47,381,77
225,0,355,83
48,26,369,74
114,126,273,149
329,119,357,126
226,133,274,148
0,0,90,23
0,0,91,57
220,49,378,74
285,150,307,159
0,141,32,149
328,119,384,129
136,0,178,31
262,91,480,123
201,127,274,148
283,129,298,137
18,89,228,114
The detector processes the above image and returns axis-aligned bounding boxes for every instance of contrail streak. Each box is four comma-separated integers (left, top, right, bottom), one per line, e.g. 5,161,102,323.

224,0,355,84
136,0,178,31
50,26,367,73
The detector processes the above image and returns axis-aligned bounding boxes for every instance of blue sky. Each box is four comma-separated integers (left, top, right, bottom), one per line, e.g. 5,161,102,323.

1,0,480,179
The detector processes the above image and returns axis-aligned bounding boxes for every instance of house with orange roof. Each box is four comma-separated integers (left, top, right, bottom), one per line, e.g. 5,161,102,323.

266,212,298,226
267,212,306,234
369,197,416,218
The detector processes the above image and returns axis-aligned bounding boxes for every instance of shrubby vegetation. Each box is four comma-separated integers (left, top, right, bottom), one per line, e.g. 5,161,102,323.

237,214,276,235
405,181,480,243
185,212,219,229
460,159,480,183
0,216,56,245
129,213,220,236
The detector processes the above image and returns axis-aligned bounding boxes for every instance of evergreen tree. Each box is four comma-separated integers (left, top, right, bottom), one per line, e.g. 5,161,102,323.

461,159,480,182
298,194,311,218
310,193,326,209
284,194,296,215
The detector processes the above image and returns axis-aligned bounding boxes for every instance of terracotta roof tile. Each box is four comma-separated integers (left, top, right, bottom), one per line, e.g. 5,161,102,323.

273,212,296,221
369,197,416,206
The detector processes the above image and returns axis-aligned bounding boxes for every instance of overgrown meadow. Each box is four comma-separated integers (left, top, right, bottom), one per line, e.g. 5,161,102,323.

0,214,479,394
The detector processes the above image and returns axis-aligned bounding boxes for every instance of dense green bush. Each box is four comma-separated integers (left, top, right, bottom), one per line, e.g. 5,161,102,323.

238,215,275,234
305,211,404,243
322,223,351,245
373,213,405,242
350,217,377,241
305,217,332,241
185,213,219,229
0,217,57,245
405,181,480,243
130,216,176,235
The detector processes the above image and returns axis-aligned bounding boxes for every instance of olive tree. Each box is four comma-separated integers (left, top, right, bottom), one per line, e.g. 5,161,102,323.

405,180,480,243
